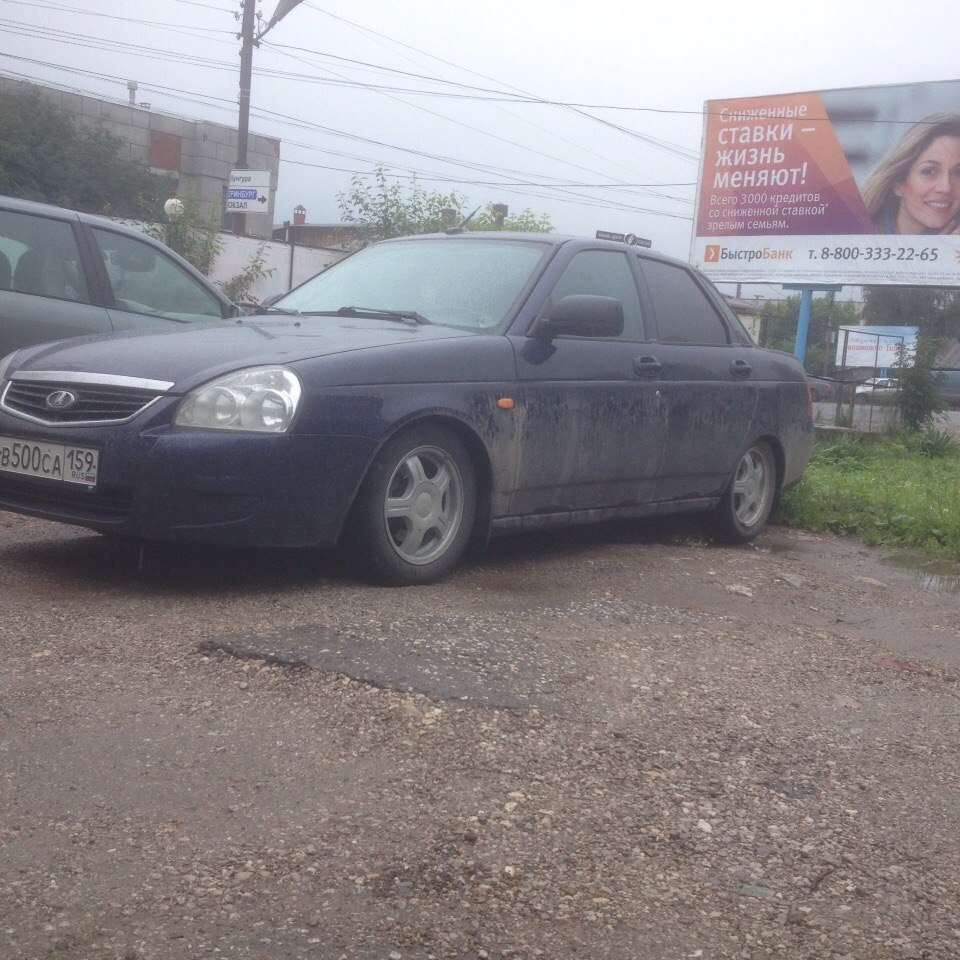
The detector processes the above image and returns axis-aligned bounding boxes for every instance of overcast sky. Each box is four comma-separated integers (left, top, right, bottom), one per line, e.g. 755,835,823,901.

3,0,960,275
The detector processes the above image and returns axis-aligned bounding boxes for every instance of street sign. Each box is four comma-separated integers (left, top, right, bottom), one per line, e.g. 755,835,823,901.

595,230,652,248
226,170,271,213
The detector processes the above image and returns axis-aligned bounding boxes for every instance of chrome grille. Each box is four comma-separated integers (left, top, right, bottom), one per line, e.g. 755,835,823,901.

1,379,163,425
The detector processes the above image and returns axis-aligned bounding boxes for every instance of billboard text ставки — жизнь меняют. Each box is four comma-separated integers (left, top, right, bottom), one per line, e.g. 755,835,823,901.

691,81,960,286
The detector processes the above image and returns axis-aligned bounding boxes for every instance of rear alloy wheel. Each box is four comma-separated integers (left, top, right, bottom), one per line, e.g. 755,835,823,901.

713,440,777,543
351,424,476,585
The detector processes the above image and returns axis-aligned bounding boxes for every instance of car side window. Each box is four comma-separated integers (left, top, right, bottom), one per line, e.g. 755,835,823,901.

91,228,225,321
0,210,89,304
543,250,645,341
640,258,729,345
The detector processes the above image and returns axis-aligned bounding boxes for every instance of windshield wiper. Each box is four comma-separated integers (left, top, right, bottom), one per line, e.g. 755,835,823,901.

335,305,430,325
252,304,303,317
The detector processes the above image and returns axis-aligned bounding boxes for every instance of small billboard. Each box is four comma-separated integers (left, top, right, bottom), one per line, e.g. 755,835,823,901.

691,80,960,286
836,326,918,367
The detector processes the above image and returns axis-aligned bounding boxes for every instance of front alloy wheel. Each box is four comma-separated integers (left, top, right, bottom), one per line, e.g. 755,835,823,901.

383,443,464,565
350,424,476,585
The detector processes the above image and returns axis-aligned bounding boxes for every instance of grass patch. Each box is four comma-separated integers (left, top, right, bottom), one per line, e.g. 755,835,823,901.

779,431,960,556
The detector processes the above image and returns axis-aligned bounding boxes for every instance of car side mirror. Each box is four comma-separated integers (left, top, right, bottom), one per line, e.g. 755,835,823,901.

530,295,624,340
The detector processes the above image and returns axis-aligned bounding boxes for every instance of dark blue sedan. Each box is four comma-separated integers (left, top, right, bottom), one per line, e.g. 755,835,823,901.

0,233,813,584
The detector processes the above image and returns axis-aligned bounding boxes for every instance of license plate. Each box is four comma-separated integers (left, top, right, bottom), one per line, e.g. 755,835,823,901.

0,435,99,487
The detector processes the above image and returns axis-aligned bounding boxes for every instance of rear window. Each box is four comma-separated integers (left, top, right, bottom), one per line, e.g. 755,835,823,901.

640,258,729,345
0,209,89,304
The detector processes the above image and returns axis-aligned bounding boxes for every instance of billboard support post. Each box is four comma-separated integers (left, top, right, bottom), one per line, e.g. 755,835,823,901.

794,289,813,363
783,284,842,364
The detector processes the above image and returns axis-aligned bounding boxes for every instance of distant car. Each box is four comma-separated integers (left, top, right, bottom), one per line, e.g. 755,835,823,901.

806,375,837,402
0,195,239,357
0,233,814,584
855,377,899,398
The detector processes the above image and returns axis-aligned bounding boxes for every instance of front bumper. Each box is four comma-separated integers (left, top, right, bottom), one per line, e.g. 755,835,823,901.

0,398,377,548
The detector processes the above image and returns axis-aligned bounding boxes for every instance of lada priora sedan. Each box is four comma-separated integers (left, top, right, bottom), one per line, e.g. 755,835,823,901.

0,233,814,584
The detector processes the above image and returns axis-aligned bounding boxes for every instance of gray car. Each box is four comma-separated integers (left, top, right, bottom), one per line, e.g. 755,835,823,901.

0,195,238,357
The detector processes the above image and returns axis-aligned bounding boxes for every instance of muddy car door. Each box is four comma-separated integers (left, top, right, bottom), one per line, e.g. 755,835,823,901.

508,247,666,516
635,255,759,502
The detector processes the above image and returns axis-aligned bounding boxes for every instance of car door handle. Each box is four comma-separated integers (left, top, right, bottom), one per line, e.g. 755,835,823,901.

634,356,662,377
730,359,753,378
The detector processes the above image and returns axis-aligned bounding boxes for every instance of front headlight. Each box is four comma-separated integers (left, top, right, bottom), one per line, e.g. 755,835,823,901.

175,367,302,433
0,351,18,384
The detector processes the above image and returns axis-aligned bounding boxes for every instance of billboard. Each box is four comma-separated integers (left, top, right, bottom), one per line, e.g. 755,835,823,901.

835,326,918,367
691,80,960,286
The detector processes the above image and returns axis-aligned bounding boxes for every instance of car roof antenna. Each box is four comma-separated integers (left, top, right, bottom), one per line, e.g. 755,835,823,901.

445,205,482,235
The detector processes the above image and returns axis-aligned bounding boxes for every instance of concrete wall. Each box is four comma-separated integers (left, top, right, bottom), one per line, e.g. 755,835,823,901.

0,78,280,239
211,234,344,304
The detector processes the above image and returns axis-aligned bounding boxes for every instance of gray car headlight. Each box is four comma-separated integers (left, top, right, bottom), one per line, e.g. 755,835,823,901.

175,367,302,433
0,351,18,384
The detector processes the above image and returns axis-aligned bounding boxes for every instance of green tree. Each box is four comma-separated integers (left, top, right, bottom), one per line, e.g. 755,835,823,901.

0,88,167,217
337,165,553,248
337,164,464,248
470,203,553,233
145,196,222,276
862,286,960,343
856,287,960,432
896,336,946,431
758,295,860,374
145,196,273,304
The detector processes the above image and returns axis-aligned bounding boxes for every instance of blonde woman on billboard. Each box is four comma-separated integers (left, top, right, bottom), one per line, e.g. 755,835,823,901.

861,113,960,234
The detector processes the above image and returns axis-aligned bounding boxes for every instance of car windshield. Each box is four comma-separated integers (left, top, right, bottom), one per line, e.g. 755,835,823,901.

276,238,550,331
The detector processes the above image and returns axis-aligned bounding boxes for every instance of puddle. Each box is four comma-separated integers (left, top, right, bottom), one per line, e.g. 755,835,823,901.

752,535,808,556
881,553,960,594
752,542,795,556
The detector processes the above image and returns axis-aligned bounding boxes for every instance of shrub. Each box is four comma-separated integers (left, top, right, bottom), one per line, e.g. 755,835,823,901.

896,338,946,431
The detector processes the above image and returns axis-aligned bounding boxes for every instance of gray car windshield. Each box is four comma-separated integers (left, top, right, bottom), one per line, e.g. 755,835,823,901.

277,239,550,331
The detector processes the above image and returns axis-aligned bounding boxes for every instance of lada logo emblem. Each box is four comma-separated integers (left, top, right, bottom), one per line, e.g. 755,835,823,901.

45,390,77,410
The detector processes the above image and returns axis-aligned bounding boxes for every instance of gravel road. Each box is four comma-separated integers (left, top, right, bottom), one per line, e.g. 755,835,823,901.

1,513,958,960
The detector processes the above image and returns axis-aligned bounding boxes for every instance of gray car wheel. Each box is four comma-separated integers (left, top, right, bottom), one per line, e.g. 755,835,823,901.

713,440,777,543
350,424,476,585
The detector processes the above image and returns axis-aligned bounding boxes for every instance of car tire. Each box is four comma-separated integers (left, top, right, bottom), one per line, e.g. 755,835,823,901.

712,440,778,544
349,423,476,585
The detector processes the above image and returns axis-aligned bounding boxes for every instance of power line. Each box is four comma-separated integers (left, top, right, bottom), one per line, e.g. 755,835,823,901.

0,6,705,217
290,4,698,210
303,3,700,162
3,0,234,34
260,38,699,201
1,57,692,221
0,16,695,204
0,56,693,219
0,20,238,65
279,155,694,220
255,36,695,206
168,0,234,11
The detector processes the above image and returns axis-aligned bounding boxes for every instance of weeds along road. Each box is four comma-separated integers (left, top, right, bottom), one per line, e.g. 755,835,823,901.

1,513,958,960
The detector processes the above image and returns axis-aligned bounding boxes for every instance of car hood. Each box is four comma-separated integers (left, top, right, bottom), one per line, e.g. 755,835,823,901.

8,318,476,391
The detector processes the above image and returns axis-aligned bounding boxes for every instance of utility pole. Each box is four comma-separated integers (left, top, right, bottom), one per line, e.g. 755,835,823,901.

233,0,257,235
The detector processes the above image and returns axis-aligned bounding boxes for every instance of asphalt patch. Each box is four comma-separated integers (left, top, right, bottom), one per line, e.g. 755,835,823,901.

200,613,581,713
